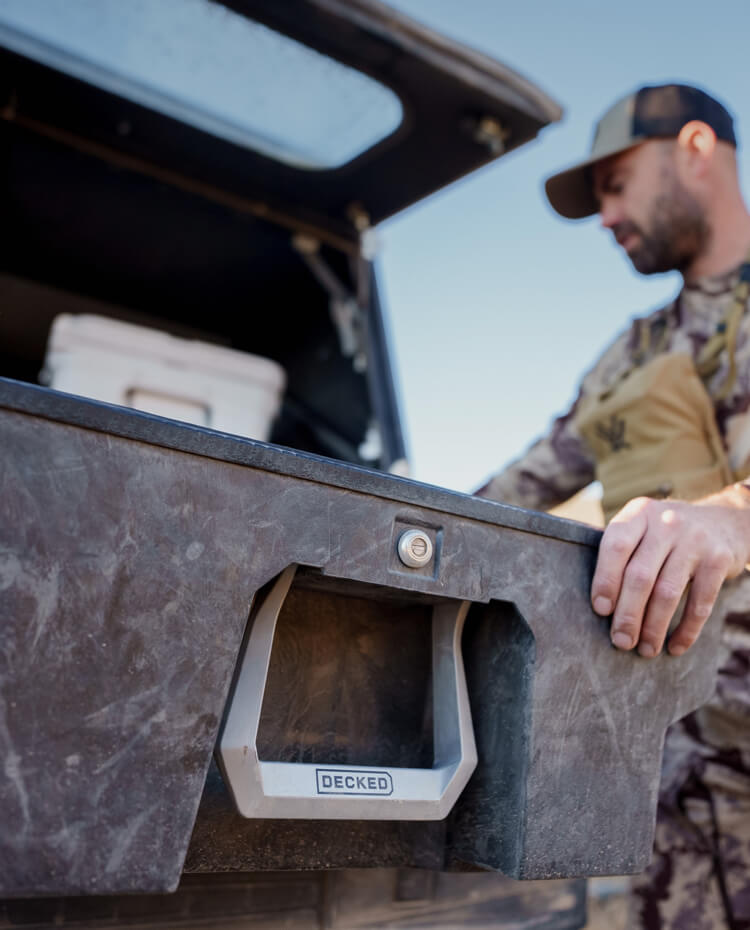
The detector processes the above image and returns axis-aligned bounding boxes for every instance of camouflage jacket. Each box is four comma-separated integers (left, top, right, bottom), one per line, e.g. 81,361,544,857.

478,260,750,509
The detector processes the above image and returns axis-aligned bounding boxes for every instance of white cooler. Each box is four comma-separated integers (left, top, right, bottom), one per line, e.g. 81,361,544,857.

41,314,286,441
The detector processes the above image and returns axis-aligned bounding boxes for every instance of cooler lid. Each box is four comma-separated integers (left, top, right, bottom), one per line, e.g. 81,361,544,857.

0,0,562,246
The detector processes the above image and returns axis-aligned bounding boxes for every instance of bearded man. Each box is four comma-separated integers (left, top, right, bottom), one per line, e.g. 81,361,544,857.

479,84,750,928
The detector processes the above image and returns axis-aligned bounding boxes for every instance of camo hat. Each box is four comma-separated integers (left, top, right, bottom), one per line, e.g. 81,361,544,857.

545,84,737,220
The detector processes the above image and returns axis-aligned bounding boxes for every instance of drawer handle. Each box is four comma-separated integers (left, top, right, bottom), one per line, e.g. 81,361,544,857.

219,566,477,820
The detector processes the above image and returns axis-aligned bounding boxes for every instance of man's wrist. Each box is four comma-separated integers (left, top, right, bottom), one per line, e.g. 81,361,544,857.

722,481,750,570
689,481,750,573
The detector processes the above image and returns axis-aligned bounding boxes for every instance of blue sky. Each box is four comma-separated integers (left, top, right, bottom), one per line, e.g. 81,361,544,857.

379,0,750,493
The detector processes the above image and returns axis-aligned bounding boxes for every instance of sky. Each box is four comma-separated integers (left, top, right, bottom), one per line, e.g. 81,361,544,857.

377,0,750,494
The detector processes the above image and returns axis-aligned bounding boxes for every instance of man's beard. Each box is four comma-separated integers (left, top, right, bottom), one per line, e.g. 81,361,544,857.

613,176,711,275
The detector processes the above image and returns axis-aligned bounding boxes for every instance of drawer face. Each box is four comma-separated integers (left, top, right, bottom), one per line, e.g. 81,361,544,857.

0,380,722,892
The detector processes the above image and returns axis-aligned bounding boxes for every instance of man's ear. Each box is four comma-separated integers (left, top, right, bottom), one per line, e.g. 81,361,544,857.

676,120,717,176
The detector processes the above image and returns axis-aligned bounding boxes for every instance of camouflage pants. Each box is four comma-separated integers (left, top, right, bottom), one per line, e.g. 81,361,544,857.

629,581,750,929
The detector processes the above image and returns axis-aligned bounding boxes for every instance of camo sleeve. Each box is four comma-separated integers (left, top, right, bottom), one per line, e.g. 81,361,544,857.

716,302,750,480
474,398,596,510
476,327,634,510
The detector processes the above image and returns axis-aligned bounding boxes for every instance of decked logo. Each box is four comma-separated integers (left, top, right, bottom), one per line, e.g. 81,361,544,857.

316,768,393,796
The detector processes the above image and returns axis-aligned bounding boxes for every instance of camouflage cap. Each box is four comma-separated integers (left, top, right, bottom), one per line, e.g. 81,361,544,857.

545,84,737,220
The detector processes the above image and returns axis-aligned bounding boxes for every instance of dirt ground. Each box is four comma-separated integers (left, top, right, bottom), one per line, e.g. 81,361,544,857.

585,877,629,930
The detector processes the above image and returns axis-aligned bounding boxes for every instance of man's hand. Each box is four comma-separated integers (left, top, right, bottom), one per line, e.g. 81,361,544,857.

591,485,750,657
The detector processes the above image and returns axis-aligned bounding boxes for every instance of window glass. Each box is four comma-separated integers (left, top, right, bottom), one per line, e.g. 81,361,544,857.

0,0,403,168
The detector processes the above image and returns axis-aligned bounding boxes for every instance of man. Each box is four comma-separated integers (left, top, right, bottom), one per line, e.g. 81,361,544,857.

479,85,750,927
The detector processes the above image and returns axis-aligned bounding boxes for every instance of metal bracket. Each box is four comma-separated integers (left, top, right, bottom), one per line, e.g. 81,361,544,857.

292,235,367,370
219,566,477,820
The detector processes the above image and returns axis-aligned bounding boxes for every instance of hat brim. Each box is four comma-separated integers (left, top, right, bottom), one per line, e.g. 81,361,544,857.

544,137,646,220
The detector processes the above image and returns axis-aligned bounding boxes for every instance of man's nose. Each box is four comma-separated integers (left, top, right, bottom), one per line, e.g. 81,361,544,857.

599,198,622,230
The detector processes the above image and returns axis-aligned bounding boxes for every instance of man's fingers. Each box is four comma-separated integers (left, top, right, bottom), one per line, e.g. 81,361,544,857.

667,555,729,656
589,494,747,658
608,529,676,653
638,551,693,658
591,502,648,619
